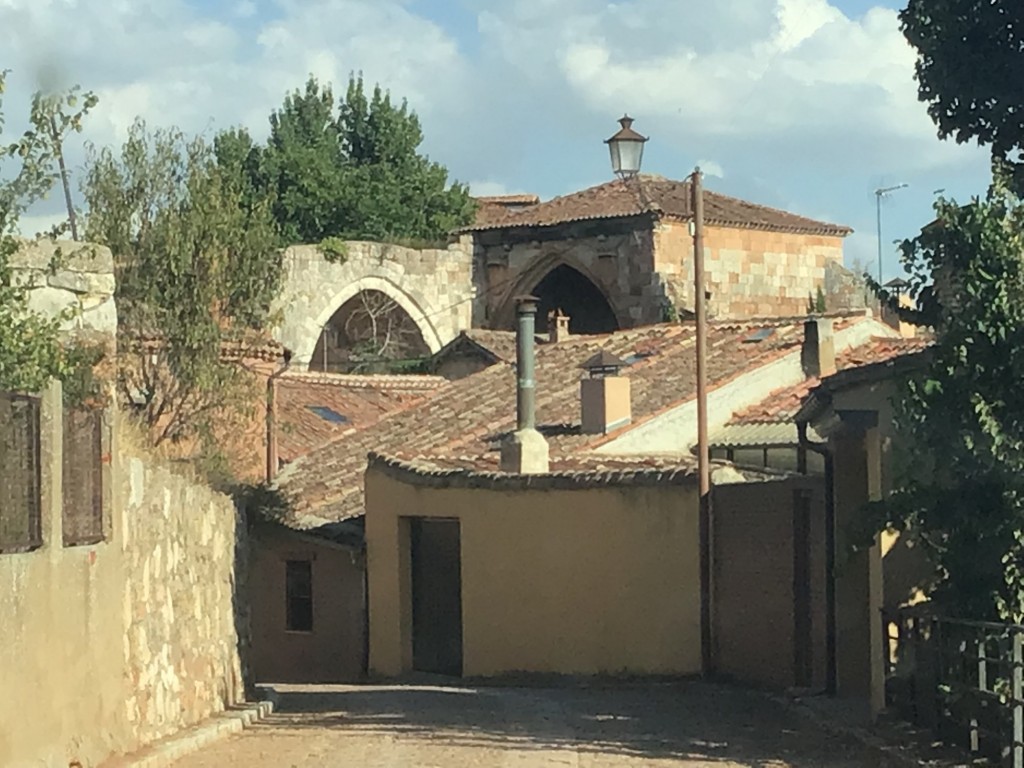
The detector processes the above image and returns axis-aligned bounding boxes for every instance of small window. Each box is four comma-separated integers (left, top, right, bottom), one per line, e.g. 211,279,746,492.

285,560,314,632
307,405,348,424
62,404,104,546
0,394,42,554
742,327,775,343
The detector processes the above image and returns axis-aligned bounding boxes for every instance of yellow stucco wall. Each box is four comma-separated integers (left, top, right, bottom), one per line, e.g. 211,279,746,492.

249,524,366,683
365,466,702,678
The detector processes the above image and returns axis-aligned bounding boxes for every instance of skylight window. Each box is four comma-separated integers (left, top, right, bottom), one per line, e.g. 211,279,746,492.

742,328,775,343
307,405,348,424
622,350,655,365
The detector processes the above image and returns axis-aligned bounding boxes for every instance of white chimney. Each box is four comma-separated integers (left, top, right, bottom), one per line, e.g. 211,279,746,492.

549,309,571,344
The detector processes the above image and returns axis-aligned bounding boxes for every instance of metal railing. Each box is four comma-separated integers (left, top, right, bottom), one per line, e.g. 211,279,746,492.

885,607,1024,767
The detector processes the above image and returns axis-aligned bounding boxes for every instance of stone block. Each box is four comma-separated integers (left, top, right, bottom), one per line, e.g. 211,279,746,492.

26,285,77,322
48,269,116,295
78,296,118,334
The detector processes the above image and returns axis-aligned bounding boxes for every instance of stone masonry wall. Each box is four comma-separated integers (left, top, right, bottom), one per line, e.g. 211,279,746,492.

118,424,246,745
274,240,474,368
10,238,117,339
474,222,663,329
653,221,844,318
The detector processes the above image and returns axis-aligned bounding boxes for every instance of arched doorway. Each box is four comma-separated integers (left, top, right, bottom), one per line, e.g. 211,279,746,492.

532,265,619,334
310,289,431,373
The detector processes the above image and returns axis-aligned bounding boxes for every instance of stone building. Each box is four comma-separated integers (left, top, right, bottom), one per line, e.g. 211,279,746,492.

465,174,851,334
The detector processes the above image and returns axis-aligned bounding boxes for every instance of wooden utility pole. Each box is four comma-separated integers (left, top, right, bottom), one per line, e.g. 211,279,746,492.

693,167,712,675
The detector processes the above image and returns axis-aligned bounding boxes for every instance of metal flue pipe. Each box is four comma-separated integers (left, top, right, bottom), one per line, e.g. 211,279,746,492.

514,295,540,431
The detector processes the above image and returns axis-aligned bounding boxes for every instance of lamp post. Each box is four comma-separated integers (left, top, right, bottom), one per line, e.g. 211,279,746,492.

605,115,648,180
606,116,710,674
874,183,908,284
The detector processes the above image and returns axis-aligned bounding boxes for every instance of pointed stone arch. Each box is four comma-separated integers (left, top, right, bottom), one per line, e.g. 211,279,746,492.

493,255,622,334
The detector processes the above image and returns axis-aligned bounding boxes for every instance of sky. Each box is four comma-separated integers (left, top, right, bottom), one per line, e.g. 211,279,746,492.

0,0,993,282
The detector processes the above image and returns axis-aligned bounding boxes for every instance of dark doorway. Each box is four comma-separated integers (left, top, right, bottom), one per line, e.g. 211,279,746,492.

532,265,619,335
410,518,463,676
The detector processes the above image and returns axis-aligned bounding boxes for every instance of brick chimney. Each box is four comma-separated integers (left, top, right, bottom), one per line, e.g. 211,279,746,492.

580,350,632,434
549,309,571,344
501,296,550,474
802,317,836,379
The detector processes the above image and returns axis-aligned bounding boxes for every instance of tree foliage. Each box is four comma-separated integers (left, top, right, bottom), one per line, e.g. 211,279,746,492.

870,165,1024,619
221,74,475,247
901,0,1024,186
82,120,282,455
0,73,97,393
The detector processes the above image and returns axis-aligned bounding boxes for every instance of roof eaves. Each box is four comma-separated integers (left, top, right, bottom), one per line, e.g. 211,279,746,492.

795,349,931,425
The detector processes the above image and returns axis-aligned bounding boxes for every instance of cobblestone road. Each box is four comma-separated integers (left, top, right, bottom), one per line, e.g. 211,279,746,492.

171,682,894,767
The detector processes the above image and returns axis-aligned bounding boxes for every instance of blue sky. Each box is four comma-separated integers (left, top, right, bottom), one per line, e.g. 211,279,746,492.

1,0,992,281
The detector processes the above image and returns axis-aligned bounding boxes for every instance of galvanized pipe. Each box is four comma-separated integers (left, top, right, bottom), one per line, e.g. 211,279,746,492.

514,295,539,431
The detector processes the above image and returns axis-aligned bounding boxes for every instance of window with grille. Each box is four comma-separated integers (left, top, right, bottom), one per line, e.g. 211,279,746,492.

62,404,104,546
285,560,314,632
0,393,42,554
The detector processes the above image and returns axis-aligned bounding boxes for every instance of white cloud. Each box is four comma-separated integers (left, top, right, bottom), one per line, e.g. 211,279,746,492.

0,0,992,265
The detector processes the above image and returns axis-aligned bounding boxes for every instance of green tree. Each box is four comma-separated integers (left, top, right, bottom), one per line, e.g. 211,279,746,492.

870,167,1024,619
901,1,1024,187
0,73,97,393
226,74,474,247
82,120,282,456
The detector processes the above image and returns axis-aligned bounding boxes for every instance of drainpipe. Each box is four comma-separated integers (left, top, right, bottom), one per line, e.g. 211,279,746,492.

266,356,290,483
798,420,837,695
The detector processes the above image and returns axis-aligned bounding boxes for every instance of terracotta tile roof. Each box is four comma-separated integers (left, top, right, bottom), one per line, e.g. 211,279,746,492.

369,451,699,488
728,336,933,426
127,331,287,364
276,371,447,464
275,311,875,527
452,329,521,362
474,194,540,206
473,194,541,228
462,175,853,237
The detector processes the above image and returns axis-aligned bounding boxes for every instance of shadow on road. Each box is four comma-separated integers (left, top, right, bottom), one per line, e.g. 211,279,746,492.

252,680,889,767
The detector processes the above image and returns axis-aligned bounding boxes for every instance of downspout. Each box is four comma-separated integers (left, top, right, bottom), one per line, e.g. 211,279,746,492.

798,420,838,696
266,355,290,483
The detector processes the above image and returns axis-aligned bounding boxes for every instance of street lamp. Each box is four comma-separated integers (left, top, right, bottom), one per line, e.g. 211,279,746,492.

604,121,709,673
874,183,909,284
605,115,648,179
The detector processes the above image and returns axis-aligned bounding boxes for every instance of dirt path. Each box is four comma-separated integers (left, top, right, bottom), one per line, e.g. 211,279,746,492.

170,681,893,767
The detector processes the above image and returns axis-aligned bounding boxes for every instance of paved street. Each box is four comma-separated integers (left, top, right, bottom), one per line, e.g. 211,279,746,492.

170,681,895,767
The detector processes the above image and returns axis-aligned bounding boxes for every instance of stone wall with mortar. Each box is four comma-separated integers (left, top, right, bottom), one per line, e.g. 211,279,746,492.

473,219,664,329
10,238,117,340
119,420,247,746
653,221,844,319
0,383,246,768
274,239,474,368
473,218,846,331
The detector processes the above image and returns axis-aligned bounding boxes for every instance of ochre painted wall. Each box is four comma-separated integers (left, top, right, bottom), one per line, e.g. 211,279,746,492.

0,384,245,768
365,467,702,678
249,524,365,683
712,478,828,691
